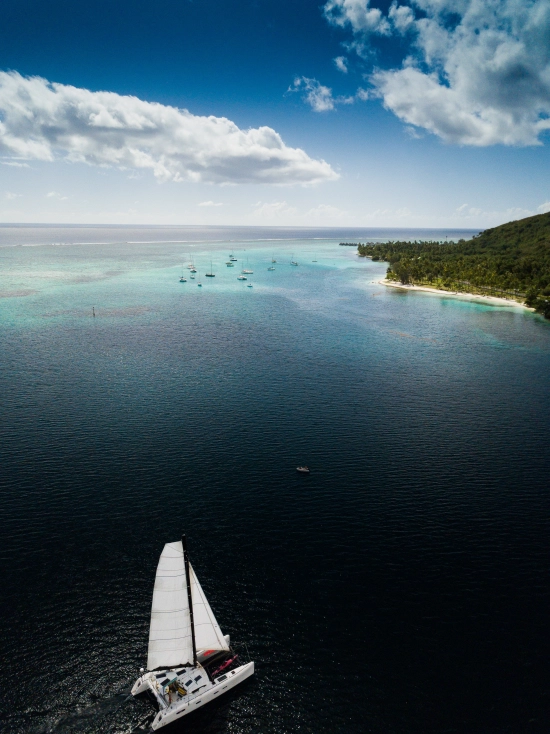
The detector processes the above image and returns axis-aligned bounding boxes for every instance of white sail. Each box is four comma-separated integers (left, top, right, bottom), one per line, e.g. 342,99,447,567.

190,566,230,653
147,541,229,671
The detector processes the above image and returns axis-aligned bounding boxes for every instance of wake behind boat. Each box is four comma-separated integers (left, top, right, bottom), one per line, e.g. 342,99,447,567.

131,536,254,729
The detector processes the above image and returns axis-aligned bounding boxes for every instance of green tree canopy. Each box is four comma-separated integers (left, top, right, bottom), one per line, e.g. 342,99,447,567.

351,212,550,319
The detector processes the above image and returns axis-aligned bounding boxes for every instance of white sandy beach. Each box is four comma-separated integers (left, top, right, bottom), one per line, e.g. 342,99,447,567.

378,280,535,312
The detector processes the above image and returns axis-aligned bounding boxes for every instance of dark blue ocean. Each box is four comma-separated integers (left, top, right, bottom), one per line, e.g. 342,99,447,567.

1,226,549,734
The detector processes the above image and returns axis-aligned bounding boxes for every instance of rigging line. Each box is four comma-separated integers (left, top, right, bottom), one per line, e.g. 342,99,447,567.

151,607,189,613
182,534,198,666
149,621,222,640
149,633,193,642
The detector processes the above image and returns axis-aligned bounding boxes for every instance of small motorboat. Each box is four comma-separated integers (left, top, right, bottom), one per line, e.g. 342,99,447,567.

179,277,187,282
296,466,310,474
237,275,247,281
247,283,253,288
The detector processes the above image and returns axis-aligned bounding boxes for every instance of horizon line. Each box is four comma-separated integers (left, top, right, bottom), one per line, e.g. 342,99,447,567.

0,222,482,231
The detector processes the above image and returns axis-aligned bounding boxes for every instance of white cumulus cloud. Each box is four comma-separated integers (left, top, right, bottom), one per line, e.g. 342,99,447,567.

197,200,223,207
0,71,338,185
305,203,348,219
323,0,550,146
251,200,299,220
334,56,349,73
290,77,338,111
454,202,535,222
324,0,390,35
290,76,368,111
0,159,30,168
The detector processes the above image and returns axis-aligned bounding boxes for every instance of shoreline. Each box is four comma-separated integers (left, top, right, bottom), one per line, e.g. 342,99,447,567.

379,280,535,312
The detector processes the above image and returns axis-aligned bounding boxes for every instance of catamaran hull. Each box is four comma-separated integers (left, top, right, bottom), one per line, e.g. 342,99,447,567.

131,673,152,696
146,662,254,730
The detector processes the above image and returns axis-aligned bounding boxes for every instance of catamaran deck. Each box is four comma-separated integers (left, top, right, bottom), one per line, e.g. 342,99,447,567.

133,661,254,729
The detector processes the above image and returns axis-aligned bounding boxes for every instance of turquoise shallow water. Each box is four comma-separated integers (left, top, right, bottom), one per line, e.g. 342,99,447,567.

1,228,549,733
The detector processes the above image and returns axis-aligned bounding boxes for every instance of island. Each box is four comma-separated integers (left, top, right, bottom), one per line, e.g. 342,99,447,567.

348,211,550,319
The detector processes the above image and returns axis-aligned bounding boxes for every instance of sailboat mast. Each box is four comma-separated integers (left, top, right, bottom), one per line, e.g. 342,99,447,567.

182,534,197,666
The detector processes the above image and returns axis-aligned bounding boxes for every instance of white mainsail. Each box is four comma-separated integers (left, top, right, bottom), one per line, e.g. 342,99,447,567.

147,541,229,671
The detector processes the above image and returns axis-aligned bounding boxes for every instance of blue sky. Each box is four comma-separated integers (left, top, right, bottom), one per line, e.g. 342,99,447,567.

1,0,549,227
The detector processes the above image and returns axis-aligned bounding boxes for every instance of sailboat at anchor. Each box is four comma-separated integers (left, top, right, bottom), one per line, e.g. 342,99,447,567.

131,536,254,729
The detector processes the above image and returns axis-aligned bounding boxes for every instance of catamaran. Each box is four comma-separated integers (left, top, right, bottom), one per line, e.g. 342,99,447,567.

132,536,254,730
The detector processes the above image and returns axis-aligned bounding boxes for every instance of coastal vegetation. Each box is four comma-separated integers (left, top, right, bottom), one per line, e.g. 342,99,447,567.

350,212,550,318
